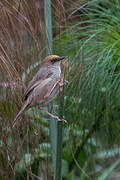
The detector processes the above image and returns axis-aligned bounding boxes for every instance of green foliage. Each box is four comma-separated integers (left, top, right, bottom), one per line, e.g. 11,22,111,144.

98,159,120,180
15,153,33,172
53,0,120,178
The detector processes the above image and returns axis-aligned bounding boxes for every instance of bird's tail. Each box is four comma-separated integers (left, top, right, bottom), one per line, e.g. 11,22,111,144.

13,102,29,128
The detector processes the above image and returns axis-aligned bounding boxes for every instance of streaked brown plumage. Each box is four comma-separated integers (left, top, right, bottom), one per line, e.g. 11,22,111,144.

13,55,67,127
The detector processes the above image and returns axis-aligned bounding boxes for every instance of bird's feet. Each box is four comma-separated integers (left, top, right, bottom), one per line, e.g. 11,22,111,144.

52,115,67,123
58,80,70,87
40,107,67,123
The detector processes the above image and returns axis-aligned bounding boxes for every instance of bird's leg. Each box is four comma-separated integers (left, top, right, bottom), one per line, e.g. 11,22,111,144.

44,79,68,99
40,107,67,123
44,80,60,99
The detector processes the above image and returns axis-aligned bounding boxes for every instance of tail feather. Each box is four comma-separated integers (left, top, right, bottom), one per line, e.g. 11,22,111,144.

13,103,29,128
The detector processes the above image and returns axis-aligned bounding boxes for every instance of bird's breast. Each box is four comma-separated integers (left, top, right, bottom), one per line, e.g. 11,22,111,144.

51,66,61,78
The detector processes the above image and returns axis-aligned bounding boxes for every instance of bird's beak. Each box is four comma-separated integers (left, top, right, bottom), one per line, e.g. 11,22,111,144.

58,56,68,61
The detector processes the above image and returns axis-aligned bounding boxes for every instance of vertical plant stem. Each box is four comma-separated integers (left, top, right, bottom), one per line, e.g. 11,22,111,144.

55,62,65,180
55,92,64,180
44,0,57,176
44,0,52,54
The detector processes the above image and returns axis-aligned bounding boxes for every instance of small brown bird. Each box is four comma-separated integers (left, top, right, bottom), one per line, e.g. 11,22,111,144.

13,55,67,127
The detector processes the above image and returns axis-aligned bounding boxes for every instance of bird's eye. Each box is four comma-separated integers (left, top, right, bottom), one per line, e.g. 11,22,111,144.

51,58,58,63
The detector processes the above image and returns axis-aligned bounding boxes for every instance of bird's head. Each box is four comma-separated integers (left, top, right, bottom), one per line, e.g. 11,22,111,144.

42,55,67,67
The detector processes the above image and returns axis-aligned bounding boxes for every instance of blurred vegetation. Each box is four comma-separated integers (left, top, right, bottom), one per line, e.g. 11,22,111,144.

1,0,120,179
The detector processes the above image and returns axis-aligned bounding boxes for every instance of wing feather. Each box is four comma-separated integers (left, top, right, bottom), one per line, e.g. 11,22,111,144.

24,67,53,100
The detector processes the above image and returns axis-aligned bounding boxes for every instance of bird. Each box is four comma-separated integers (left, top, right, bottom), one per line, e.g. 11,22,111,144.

13,55,67,127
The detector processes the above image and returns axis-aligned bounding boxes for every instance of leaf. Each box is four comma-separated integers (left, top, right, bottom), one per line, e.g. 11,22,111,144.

98,159,120,180
15,153,33,172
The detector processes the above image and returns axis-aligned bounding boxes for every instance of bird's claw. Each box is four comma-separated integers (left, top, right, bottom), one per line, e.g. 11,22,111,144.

58,118,68,123
64,80,70,84
59,80,70,87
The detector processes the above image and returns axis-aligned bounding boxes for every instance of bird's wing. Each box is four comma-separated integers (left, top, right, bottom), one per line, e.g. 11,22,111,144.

29,76,59,106
24,67,53,100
